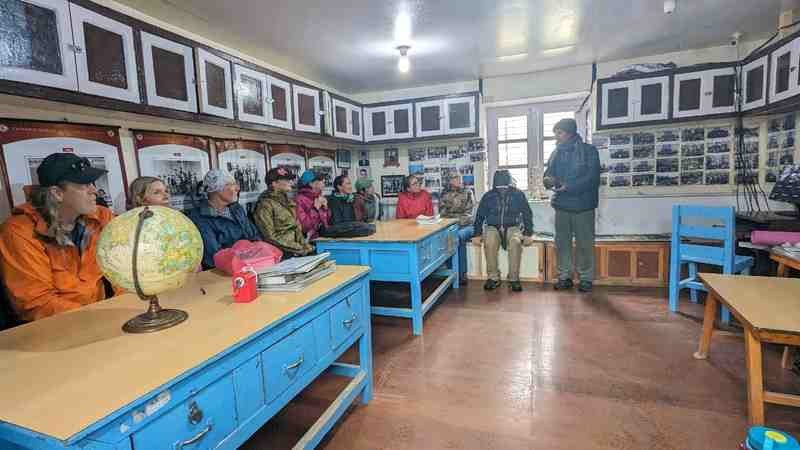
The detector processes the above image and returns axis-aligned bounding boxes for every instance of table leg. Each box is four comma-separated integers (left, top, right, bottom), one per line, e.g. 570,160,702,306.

693,290,718,360
410,275,423,336
777,263,787,278
745,327,765,426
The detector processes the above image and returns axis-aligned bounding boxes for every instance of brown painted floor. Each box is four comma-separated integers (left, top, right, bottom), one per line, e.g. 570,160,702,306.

242,280,800,450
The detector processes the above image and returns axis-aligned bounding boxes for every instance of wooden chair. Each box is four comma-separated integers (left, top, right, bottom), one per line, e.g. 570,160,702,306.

669,205,754,324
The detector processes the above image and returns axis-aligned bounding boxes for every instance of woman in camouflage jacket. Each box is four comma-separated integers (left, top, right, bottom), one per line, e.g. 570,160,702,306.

439,174,475,282
253,168,314,258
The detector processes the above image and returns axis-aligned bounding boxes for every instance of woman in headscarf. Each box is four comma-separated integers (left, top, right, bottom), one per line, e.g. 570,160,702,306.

294,169,330,239
187,169,261,269
353,177,381,223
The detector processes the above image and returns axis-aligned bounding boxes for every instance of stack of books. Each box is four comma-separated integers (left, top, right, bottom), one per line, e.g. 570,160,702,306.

416,214,442,225
256,253,336,292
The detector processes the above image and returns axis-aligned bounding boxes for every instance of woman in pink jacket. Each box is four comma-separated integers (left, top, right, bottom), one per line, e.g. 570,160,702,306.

295,170,331,240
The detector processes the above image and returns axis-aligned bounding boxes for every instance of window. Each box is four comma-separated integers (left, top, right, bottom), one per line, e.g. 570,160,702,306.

488,101,581,196
497,116,529,190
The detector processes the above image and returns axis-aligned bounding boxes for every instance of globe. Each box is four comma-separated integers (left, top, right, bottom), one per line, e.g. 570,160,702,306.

96,206,204,297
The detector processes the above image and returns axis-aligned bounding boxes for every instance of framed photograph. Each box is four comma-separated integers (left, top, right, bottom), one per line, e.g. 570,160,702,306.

633,132,655,146
409,148,426,162
336,149,351,168
381,174,405,197
467,138,484,152
427,146,447,160
358,150,370,167
632,174,654,186
681,157,704,171
784,131,795,148
656,129,680,143
705,171,730,185
657,143,678,157
591,135,609,148
656,174,679,186
0,120,129,213
707,142,731,154
610,175,631,187
707,127,731,140
608,162,631,174
632,145,654,159
448,145,467,161
610,134,631,146
680,171,703,185
705,154,730,170
632,160,654,173
769,134,781,149
469,152,486,162
682,128,705,142
215,139,267,206
463,175,475,186
681,143,705,157
134,130,211,210
656,158,679,173
459,165,474,175
384,148,399,167
269,144,307,180
610,148,631,159
307,148,336,195
409,163,424,175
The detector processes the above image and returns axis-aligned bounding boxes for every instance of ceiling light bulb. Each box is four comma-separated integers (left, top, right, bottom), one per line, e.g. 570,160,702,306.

397,45,410,73
664,0,676,14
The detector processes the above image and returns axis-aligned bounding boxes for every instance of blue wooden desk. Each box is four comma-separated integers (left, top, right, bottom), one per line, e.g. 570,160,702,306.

316,219,459,335
0,266,371,450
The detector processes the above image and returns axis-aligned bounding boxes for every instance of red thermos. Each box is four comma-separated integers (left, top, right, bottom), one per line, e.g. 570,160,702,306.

232,267,258,303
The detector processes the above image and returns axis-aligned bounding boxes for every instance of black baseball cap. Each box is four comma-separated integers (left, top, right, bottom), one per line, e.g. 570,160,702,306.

266,167,296,184
37,153,107,187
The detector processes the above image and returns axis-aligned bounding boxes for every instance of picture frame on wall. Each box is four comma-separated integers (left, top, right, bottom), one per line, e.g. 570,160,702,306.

133,130,212,210
215,139,268,207
269,144,307,180
0,120,129,213
381,174,405,197
336,149,351,168
307,148,336,195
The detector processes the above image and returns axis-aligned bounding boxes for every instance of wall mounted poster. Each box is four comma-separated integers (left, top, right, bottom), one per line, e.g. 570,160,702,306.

384,148,399,167
134,130,211,210
0,120,128,213
214,139,267,206
268,144,306,181
381,174,404,197
307,148,336,195
336,149,351,168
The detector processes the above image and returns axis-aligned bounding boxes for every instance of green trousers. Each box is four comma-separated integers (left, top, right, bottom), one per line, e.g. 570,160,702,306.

554,208,596,283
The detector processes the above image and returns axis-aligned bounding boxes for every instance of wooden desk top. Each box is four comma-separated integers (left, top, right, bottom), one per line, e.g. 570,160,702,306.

700,273,800,337
0,266,369,441
317,218,458,243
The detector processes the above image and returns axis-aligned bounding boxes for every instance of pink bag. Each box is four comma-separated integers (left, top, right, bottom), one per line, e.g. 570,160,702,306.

213,240,283,275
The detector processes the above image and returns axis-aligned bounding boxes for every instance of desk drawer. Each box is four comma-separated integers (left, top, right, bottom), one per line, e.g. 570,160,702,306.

262,323,316,404
131,375,237,450
329,290,364,350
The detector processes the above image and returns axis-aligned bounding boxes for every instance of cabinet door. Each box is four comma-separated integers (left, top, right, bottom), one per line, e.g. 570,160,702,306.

389,103,413,139
350,105,363,141
600,79,634,126
195,48,234,119
0,0,77,91
234,64,267,124
444,96,476,134
365,106,389,142
673,72,703,118
635,249,664,282
705,67,736,115
332,98,350,138
634,76,669,122
266,75,292,129
415,99,444,137
770,37,800,103
70,3,140,103
742,56,768,111
141,32,196,112
293,84,321,133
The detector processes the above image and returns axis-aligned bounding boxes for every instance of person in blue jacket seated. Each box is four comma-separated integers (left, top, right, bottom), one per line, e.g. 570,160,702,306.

188,169,262,269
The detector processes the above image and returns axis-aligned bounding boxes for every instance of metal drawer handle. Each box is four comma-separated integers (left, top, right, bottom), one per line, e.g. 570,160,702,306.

284,355,304,373
343,313,357,329
175,423,212,449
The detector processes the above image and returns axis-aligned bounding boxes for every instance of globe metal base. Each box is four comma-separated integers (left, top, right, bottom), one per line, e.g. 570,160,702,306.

122,296,188,333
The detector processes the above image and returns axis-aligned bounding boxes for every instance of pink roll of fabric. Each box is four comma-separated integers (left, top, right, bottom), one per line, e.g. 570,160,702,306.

751,230,800,245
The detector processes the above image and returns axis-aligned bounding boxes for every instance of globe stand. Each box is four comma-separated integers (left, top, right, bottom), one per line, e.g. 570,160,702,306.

122,207,189,334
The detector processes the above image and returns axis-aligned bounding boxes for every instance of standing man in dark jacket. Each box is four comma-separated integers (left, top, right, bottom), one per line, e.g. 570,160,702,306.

472,170,534,292
543,118,600,293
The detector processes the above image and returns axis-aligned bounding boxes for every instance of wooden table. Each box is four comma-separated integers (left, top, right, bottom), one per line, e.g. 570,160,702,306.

316,219,460,335
694,273,800,425
771,250,800,369
0,266,372,450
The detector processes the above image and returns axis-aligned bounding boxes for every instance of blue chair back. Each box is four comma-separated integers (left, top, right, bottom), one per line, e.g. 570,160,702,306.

671,205,736,272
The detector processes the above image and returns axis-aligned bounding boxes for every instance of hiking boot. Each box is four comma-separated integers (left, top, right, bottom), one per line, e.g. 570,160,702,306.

553,279,574,290
578,281,593,292
483,279,500,290
510,281,523,292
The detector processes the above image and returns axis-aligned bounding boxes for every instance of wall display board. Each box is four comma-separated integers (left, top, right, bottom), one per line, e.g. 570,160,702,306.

133,130,211,210
214,139,267,206
0,120,128,213
766,113,796,183
381,174,405,198
268,144,306,181
307,148,336,195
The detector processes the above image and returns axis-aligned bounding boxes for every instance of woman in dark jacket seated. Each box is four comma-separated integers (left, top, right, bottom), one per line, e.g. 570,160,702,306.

188,170,261,269
327,175,357,225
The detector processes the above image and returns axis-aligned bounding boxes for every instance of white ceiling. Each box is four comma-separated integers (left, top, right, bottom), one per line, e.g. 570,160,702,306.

128,0,786,94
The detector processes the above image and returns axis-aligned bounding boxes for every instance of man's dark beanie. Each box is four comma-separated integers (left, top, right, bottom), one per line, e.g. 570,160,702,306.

553,118,577,135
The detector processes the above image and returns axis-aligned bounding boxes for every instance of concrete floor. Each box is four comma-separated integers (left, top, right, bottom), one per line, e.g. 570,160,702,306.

242,280,800,450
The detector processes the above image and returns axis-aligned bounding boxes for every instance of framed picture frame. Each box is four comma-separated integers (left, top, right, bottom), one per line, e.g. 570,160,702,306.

0,120,129,213
214,139,268,206
307,148,336,195
133,130,212,210
381,174,405,198
268,144,307,180
336,149,351,168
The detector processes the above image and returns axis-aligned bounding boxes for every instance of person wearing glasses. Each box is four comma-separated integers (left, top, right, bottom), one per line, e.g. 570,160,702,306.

188,169,261,269
395,174,433,219
0,154,119,321
128,176,171,209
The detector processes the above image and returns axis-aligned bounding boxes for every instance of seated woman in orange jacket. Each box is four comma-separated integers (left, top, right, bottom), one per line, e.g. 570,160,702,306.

0,154,118,322
395,174,434,219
